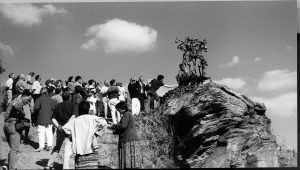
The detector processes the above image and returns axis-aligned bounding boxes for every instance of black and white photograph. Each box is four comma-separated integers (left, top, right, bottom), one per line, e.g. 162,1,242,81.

0,0,297,169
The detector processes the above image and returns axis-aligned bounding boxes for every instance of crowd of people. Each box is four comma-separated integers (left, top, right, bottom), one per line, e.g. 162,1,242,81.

1,71,176,170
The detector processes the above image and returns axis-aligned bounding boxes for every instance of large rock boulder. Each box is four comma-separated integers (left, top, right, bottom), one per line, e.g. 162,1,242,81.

159,82,279,168
96,82,281,168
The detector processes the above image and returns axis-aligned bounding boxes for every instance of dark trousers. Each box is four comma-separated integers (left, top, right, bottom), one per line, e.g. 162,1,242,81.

138,94,146,111
147,91,160,111
3,120,21,170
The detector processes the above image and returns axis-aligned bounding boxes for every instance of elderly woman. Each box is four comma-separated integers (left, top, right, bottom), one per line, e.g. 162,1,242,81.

111,101,141,169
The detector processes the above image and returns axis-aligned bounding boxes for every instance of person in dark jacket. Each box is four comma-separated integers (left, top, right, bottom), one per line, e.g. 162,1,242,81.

33,87,56,152
111,101,141,169
127,78,140,115
46,91,78,169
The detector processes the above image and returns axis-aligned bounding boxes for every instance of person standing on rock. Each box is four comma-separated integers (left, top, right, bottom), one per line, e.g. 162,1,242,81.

146,75,176,112
46,91,78,169
110,101,141,169
3,90,32,170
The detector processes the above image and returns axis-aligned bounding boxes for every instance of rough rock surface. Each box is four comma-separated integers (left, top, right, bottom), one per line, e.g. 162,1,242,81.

159,82,279,168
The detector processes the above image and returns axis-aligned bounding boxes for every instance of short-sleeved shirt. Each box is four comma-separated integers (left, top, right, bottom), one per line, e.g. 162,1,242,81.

32,81,42,94
53,101,78,126
107,86,120,99
5,78,13,90
148,79,164,92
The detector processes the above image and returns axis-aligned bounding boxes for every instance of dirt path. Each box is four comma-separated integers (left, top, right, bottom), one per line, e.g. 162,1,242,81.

0,112,75,169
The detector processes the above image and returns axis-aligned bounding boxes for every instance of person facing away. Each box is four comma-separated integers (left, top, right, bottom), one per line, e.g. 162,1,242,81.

46,91,78,169
31,75,42,102
107,79,121,124
127,78,140,115
62,100,107,156
3,90,32,170
110,101,141,169
51,88,63,105
33,87,56,152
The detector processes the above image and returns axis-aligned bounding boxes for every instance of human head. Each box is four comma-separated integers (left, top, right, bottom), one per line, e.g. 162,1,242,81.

130,78,136,84
110,79,116,86
104,80,110,87
9,73,15,79
75,76,82,83
40,87,48,95
116,101,128,113
68,76,74,82
62,91,71,101
139,76,144,82
88,79,95,86
20,74,26,81
157,75,164,81
116,82,122,87
28,72,35,77
55,88,62,95
47,86,55,94
35,75,41,81
78,100,90,116
179,64,184,70
21,89,32,104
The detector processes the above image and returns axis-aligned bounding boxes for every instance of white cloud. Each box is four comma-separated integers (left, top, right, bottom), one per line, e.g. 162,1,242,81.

0,42,14,57
258,69,297,92
81,18,157,54
251,92,297,117
214,77,246,90
0,3,67,27
220,56,240,68
253,57,262,62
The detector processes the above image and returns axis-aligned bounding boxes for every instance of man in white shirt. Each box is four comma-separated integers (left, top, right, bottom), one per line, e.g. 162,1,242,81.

31,75,42,102
5,73,15,105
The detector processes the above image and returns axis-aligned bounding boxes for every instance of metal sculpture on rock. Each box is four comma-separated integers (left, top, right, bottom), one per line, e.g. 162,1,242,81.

175,36,210,86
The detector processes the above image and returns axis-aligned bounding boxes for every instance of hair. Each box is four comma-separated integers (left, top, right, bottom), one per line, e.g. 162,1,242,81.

75,76,82,82
47,86,55,93
82,82,87,87
74,85,82,94
22,89,32,96
157,74,164,80
116,101,128,111
88,79,95,85
8,73,14,78
110,79,116,86
68,76,74,82
179,63,183,67
35,75,40,81
40,87,48,94
55,88,62,94
62,91,70,101
78,100,90,116
29,72,35,76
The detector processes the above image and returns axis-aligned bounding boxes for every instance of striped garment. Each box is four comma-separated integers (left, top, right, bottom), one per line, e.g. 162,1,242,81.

118,140,141,169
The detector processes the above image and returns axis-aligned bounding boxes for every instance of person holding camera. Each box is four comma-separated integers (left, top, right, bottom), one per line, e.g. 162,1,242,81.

3,89,32,170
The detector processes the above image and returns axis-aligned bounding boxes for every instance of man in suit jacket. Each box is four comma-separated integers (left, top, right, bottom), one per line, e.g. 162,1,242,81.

136,76,147,112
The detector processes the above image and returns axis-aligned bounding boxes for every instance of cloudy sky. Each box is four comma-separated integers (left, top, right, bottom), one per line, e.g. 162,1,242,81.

0,0,297,150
